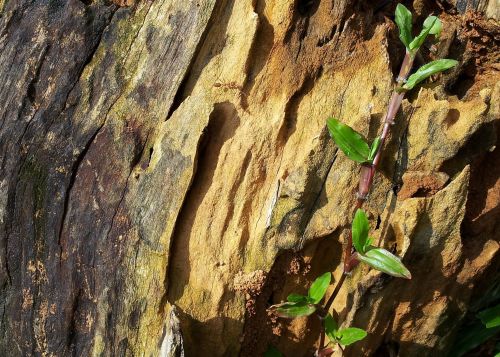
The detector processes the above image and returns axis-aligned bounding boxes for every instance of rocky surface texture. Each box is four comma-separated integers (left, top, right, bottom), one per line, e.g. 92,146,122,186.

0,0,498,356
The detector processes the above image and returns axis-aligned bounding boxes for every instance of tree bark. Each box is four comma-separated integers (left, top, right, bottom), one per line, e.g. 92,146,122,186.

0,0,498,356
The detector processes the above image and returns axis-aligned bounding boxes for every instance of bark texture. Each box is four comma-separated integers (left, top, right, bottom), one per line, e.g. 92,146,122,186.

0,0,498,356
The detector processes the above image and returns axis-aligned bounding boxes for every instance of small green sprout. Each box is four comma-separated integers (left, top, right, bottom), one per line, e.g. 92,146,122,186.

352,209,411,279
395,4,443,56
324,314,367,346
273,272,331,318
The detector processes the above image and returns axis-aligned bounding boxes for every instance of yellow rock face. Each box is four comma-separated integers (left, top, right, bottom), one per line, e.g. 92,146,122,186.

115,1,499,355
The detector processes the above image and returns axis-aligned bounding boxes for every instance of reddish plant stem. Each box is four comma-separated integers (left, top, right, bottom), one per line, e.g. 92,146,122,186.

316,274,346,355
343,51,414,274
318,323,326,352
324,273,346,311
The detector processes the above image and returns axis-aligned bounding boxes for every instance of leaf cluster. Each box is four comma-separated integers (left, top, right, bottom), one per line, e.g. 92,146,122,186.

271,274,368,348
394,4,457,91
324,314,367,347
352,209,411,279
273,272,331,318
395,4,441,55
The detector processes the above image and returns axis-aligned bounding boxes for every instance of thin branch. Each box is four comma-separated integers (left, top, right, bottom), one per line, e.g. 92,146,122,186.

319,322,326,351
324,273,346,311
317,273,347,356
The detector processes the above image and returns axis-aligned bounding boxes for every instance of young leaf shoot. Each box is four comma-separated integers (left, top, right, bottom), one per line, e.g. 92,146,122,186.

352,209,370,254
409,16,441,54
402,59,458,91
395,4,413,49
423,15,442,38
324,314,367,346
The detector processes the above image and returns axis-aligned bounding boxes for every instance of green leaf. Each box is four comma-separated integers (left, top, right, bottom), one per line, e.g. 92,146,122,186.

402,59,458,90
326,118,370,163
478,304,500,328
308,272,331,304
275,302,316,318
325,314,367,347
357,247,412,279
352,209,370,254
336,327,367,346
368,137,381,162
423,15,442,38
324,314,339,342
264,345,283,357
409,16,441,53
395,4,413,48
363,237,374,253
287,293,308,303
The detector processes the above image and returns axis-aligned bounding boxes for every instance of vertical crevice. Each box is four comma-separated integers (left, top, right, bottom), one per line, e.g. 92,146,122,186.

163,102,240,303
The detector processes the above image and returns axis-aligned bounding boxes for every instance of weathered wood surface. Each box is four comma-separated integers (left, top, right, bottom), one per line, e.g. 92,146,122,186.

0,0,498,356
